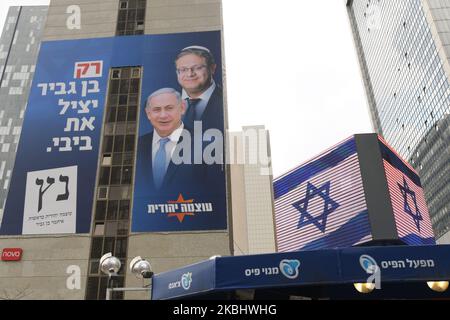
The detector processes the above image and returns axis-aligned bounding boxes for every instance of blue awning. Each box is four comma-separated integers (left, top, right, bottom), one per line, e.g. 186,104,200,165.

151,245,450,300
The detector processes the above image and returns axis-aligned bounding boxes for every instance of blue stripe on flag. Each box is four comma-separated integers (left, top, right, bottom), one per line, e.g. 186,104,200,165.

401,234,436,246
300,210,371,251
274,138,357,200
378,141,422,187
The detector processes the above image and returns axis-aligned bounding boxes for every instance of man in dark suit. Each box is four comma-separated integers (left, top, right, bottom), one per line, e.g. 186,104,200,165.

136,88,196,195
175,46,224,133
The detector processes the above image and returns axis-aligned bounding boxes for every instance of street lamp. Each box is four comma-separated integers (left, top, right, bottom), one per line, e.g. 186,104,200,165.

427,281,449,293
130,256,153,279
100,252,121,300
100,253,153,300
353,282,376,294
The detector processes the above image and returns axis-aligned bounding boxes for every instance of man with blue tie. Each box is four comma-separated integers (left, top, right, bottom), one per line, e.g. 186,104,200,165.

175,46,224,133
135,88,194,193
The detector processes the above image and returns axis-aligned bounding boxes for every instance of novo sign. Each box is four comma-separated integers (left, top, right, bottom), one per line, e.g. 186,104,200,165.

1,248,23,261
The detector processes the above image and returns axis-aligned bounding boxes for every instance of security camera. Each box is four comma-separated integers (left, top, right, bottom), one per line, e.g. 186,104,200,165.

130,256,153,279
100,253,121,275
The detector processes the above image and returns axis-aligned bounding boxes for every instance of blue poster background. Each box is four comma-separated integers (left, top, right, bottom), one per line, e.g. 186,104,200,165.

0,31,227,235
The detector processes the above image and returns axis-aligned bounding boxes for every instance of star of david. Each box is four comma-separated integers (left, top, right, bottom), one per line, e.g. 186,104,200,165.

398,176,423,232
292,181,340,233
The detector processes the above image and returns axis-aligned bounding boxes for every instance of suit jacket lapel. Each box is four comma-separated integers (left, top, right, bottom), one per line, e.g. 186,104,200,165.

201,85,221,121
160,128,191,189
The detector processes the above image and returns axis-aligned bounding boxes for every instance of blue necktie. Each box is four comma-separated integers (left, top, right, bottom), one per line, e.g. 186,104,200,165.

183,98,201,126
153,137,170,189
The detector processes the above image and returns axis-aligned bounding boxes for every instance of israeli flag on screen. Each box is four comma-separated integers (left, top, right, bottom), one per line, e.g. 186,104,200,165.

274,137,372,252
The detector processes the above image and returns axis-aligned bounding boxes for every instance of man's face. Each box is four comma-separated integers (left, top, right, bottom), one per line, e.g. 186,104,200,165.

146,93,186,137
176,53,216,97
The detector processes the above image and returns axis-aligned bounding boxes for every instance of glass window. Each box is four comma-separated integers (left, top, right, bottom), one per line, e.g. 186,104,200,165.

103,237,115,256
107,200,119,220
99,167,110,185
95,201,107,221
117,108,127,122
124,135,135,152
104,124,115,136
110,167,122,185
121,68,131,79
90,238,103,259
123,152,134,165
112,153,123,166
98,187,108,199
98,277,108,300
94,223,105,236
86,277,99,300
118,200,130,220
89,261,99,275
121,166,132,184
105,221,118,236
109,186,130,200
115,238,128,257
119,95,128,106
114,135,125,152
130,79,140,93
119,79,130,94
127,106,137,121
103,135,114,153
106,107,117,123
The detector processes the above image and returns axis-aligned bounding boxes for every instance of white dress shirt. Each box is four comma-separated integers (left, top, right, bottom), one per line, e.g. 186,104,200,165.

181,81,216,120
152,123,184,173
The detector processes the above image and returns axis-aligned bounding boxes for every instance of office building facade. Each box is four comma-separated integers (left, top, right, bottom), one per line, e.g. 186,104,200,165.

0,0,232,300
230,126,276,255
0,6,48,227
346,0,450,240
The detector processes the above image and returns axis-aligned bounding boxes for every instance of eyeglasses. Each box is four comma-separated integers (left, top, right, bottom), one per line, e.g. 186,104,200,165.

176,65,207,75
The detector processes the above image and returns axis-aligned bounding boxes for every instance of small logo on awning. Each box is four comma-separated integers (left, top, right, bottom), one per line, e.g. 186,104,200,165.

279,259,300,279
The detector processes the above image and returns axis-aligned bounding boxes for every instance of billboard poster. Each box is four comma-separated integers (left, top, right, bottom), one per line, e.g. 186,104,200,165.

0,31,227,235
378,137,435,245
132,32,227,232
274,137,372,252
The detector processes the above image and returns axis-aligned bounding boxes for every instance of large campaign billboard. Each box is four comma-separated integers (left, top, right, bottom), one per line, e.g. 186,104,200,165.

0,31,227,235
273,137,372,251
378,137,435,245
131,34,227,232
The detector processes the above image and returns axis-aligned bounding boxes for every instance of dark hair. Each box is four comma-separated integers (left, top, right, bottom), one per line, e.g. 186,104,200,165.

175,47,216,68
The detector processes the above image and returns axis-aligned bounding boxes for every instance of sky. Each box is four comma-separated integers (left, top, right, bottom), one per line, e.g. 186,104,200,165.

0,0,373,177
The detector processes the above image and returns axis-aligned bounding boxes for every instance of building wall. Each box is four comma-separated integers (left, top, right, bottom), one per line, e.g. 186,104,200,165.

420,0,450,243
43,0,117,41
0,235,89,300
422,0,450,73
230,126,276,256
43,0,222,41
346,0,450,238
437,229,450,244
145,0,221,34
230,137,250,255
125,232,231,299
414,114,450,241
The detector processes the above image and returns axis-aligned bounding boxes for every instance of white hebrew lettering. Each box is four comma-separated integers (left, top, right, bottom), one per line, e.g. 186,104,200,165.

79,136,92,151
64,118,79,132
79,117,95,131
